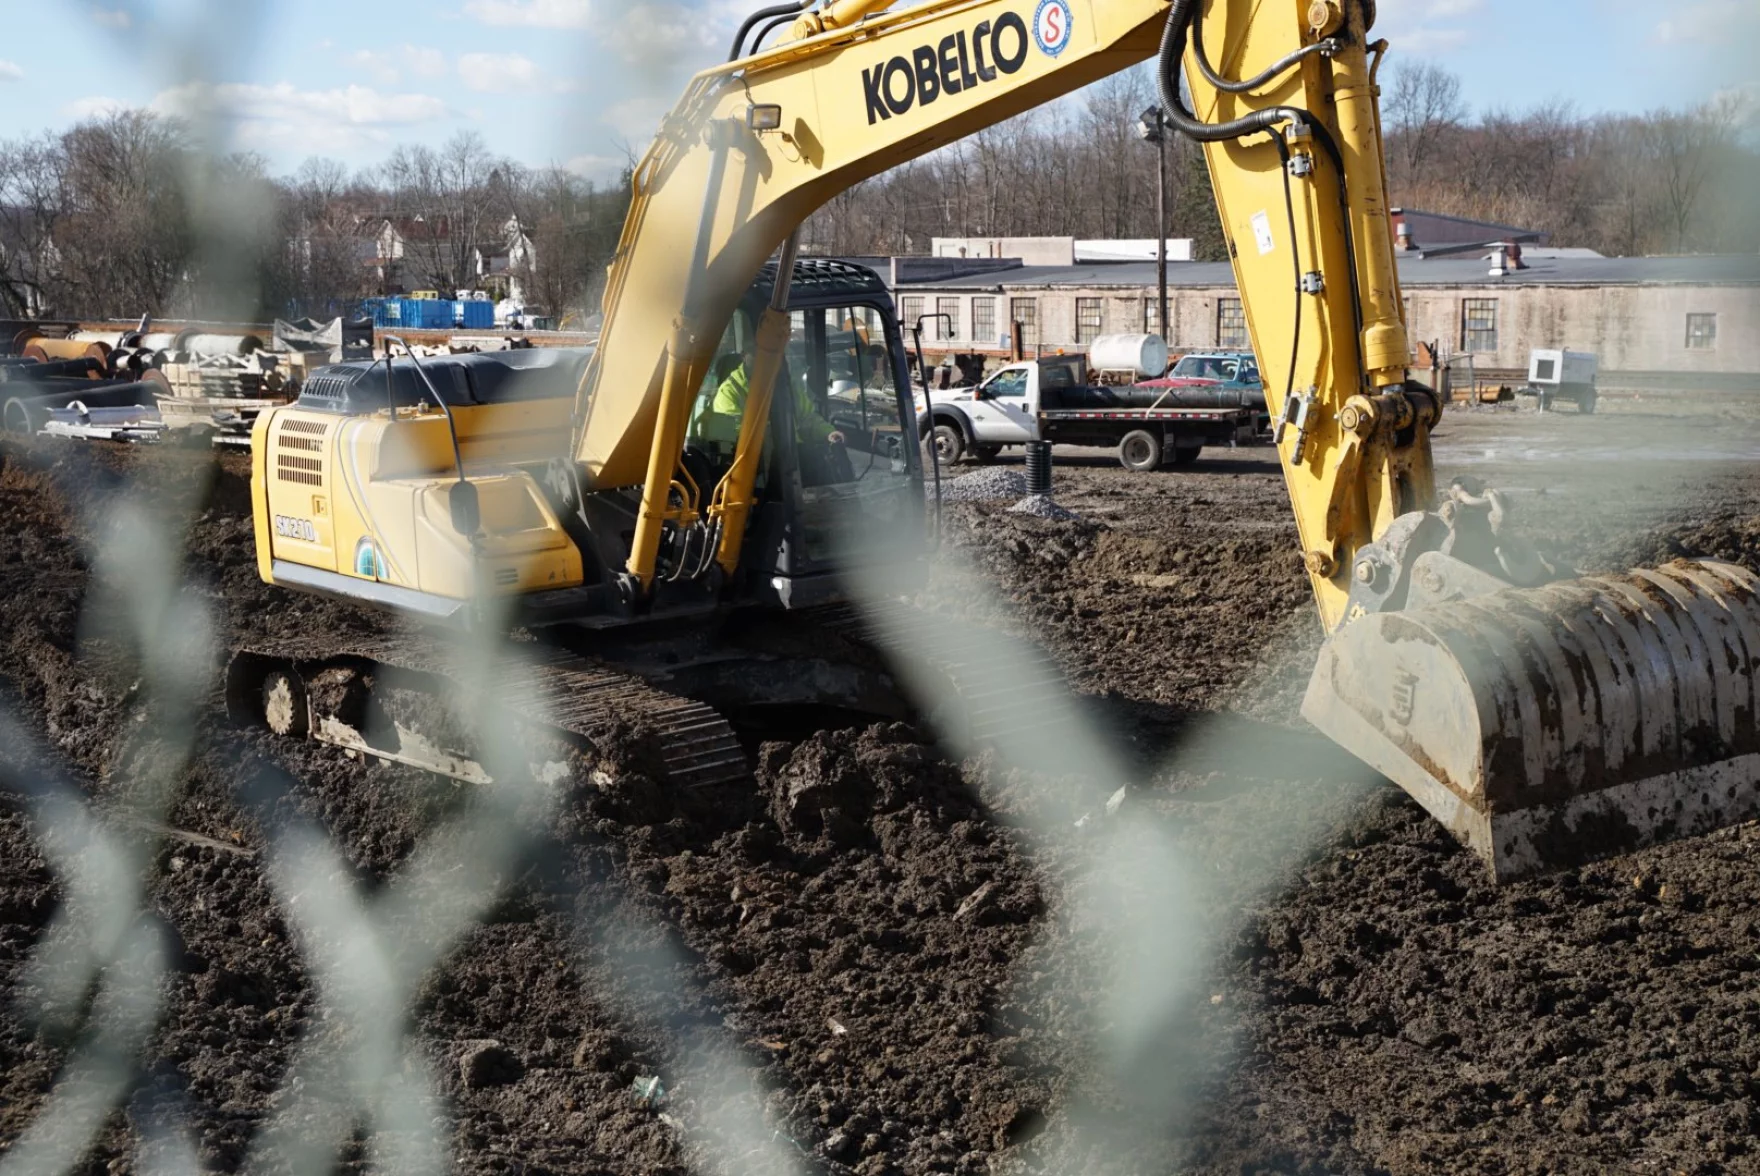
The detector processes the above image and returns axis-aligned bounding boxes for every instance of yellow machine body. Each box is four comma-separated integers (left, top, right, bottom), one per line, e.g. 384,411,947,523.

250,397,583,615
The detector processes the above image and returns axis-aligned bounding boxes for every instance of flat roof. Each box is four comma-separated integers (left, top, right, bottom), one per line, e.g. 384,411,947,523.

892,253,1760,291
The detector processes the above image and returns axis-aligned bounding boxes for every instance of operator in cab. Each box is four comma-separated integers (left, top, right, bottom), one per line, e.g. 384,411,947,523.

713,345,853,485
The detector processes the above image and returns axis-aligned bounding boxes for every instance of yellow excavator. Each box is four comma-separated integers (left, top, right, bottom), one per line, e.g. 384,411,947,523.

238,0,1760,880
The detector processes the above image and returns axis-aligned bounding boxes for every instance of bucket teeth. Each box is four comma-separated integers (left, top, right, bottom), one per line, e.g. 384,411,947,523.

1304,560,1760,881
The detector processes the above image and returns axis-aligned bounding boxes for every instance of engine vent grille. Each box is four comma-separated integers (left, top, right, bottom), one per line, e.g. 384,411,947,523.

276,453,323,486
275,418,330,483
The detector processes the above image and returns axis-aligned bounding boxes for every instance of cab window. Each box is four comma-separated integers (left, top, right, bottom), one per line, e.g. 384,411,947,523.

987,369,1029,399
813,305,911,484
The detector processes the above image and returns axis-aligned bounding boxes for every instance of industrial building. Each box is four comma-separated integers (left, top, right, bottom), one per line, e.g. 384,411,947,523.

890,251,1760,389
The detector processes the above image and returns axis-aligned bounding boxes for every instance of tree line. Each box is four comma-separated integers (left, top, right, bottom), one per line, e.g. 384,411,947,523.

0,114,633,324
801,62,1759,261
1,61,1753,323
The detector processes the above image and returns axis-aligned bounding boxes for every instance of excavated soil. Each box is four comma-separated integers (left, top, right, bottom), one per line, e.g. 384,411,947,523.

4,400,1760,1175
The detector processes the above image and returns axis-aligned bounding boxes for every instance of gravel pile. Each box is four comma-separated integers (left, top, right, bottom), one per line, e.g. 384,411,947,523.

929,466,1027,502
1008,493,1081,520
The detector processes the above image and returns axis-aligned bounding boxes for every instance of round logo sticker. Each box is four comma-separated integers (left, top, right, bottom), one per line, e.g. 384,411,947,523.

1033,0,1073,57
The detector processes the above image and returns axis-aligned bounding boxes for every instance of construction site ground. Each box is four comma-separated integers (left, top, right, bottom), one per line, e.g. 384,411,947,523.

4,395,1760,1175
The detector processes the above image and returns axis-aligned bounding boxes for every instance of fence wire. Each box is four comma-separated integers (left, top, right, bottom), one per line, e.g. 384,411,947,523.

0,3,1388,1173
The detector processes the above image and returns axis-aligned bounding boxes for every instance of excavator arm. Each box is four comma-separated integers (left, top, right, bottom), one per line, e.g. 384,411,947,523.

581,0,1760,880
582,0,1431,618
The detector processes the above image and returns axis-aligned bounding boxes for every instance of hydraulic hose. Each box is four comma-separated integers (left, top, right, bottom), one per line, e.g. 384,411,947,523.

728,0,811,61
750,10,799,52
1155,0,1313,143
1157,0,1368,380
1192,17,1336,94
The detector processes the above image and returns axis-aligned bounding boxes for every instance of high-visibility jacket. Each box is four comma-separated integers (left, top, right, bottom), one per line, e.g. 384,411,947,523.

711,364,837,445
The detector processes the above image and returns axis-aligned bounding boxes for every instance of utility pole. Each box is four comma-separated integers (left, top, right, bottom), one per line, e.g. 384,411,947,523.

1136,106,1169,345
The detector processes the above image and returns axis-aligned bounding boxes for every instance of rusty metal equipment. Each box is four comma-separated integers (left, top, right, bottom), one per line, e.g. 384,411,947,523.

22,338,110,365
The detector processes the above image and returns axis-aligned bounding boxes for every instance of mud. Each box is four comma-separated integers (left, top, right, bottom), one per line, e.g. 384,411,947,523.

3,402,1760,1174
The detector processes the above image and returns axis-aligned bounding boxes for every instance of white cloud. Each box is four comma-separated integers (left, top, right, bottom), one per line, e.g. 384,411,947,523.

1371,0,1485,55
601,95,670,141
1656,0,1759,44
463,0,592,28
0,60,22,83
148,81,450,153
91,7,131,27
1386,26,1471,54
348,45,449,85
64,95,128,120
404,46,448,78
1374,0,1485,18
350,49,402,85
458,51,543,93
601,2,718,62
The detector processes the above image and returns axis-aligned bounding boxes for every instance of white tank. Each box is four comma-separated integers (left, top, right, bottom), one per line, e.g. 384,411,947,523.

1087,333,1169,379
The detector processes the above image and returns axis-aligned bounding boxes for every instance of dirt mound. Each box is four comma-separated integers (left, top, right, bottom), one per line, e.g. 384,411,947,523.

6,422,1760,1174
756,724,973,859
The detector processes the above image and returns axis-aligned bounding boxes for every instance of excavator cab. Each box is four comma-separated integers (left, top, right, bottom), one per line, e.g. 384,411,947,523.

681,261,923,608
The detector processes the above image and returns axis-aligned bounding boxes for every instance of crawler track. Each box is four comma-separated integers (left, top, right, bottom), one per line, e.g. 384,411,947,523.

226,632,749,789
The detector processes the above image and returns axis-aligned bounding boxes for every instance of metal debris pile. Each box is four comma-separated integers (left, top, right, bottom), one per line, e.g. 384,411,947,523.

0,318,374,447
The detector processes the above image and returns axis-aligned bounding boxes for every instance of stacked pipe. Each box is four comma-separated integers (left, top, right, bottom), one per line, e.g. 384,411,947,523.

0,356,106,382
2,380,158,435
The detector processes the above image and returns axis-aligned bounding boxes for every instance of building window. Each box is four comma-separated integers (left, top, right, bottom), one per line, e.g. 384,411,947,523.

936,297,961,342
1010,298,1038,348
900,295,923,329
972,297,997,346
1461,298,1498,354
1687,313,1717,350
1076,297,1104,345
1144,299,1161,335
1217,298,1248,349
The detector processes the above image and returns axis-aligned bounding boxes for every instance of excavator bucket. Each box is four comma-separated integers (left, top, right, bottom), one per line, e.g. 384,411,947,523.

1304,560,1760,881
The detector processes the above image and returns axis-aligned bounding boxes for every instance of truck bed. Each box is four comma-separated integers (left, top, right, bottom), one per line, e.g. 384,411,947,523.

1038,383,1256,414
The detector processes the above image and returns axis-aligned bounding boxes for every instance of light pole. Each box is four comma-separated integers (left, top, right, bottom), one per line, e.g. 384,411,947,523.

1136,106,1169,347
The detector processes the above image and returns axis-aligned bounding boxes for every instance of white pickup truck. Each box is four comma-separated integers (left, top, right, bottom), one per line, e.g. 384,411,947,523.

917,355,1254,472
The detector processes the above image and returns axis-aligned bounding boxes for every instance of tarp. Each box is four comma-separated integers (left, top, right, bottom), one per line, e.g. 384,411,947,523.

273,317,373,363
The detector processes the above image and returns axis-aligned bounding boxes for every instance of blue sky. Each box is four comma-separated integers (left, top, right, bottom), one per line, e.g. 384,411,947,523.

0,0,1754,182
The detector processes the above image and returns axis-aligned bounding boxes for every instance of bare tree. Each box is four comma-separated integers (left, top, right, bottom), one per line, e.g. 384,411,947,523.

381,131,516,295
0,134,67,317
1383,60,1467,197
1641,97,1742,252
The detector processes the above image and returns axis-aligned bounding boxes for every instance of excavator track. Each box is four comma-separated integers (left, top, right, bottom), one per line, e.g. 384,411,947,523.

225,633,748,790
805,602,1083,753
